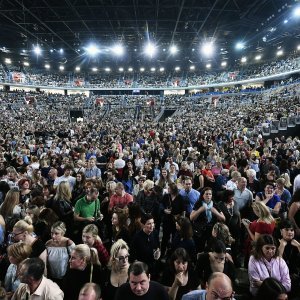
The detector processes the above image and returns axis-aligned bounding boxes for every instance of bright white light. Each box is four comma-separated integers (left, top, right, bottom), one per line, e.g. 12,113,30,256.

118,67,124,72
192,48,195,52
59,48,64,54
92,67,98,72
105,67,111,72
140,67,145,72
45,64,50,69
59,66,64,71
144,43,157,57
297,45,300,51
50,49,54,53
128,67,133,72
85,44,100,56
276,50,283,56
169,45,178,54
235,42,245,50
221,61,227,67
241,57,247,63
189,65,195,70
33,45,42,55
175,66,180,71
159,67,165,72
75,66,81,71
294,6,300,17
206,63,211,69
150,67,156,72
284,19,288,24
201,42,214,57
111,44,124,56
23,61,30,67
255,55,262,60
22,49,26,53
5,58,11,64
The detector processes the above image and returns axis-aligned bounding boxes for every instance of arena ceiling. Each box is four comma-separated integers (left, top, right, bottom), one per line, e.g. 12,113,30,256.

0,0,300,68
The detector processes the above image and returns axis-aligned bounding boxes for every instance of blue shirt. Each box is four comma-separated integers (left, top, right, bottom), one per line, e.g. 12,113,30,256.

182,290,206,300
179,188,200,213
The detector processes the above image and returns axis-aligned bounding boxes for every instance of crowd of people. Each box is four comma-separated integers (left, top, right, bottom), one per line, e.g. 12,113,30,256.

0,76,300,299
1,53,300,89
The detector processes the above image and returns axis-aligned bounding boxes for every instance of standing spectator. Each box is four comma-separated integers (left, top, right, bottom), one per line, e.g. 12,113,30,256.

85,158,101,180
234,177,253,219
179,177,200,215
109,182,133,211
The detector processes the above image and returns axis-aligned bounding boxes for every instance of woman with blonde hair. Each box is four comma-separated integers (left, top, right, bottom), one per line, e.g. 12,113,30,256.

46,221,75,282
0,189,23,222
46,181,74,233
62,244,101,299
102,239,130,300
82,224,110,267
4,242,32,294
12,217,47,269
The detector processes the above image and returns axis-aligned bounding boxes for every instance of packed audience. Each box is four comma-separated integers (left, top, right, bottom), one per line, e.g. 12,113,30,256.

0,80,300,299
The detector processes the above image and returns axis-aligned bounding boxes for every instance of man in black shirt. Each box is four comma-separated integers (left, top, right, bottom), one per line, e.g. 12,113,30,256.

114,261,168,300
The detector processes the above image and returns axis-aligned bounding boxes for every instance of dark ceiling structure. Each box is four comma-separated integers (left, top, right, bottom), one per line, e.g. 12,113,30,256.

0,0,299,69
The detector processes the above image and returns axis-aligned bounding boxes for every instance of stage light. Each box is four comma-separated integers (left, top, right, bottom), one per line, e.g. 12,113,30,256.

206,63,211,69
22,49,26,53
59,66,64,71
23,61,30,66
284,19,288,24
85,44,100,56
59,48,64,54
276,50,283,56
221,61,227,67
5,58,11,64
50,49,54,53
241,57,247,63
293,6,300,17
75,66,80,71
140,67,145,72
175,66,180,71
189,65,195,70
33,45,42,55
105,67,111,72
201,42,214,57
111,44,124,56
45,64,50,69
255,55,262,60
150,67,156,72
118,67,124,72
235,42,245,50
169,45,178,54
159,67,165,72
128,67,133,72
297,45,300,51
92,67,98,72
144,43,157,57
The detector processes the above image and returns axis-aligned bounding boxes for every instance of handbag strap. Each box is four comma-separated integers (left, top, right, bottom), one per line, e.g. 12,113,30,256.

89,263,93,283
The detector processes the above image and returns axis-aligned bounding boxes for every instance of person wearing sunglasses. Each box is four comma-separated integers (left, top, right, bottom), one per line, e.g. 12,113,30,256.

182,272,235,300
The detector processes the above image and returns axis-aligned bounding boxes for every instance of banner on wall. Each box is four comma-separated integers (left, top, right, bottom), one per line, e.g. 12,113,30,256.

10,72,26,83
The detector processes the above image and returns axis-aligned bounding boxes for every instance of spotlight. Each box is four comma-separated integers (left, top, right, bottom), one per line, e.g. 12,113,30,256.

59,48,64,54
45,64,50,69
33,45,42,55
140,67,145,72
85,44,100,56
297,45,300,51
241,57,247,63
294,6,300,17
206,63,211,69
201,42,214,57
150,67,156,72
105,67,111,72
189,65,195,70
255,55,262,60
235,42,245,50
111,44,124,56
144,43,157,57
75,66,81,71
284,19,288,24
23,61,30,66
169,45,178,54
175,66,180,71
221,61,227,67
59,66,64,71
128,67,133,72
92,67,98,72
159,67,165,72
276,50,283,56
118,67,124,72
4,58,11,64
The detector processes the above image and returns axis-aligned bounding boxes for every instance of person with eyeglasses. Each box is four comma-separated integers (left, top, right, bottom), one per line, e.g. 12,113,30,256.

182,272,235,300
101,239,130,300
196,240,236,290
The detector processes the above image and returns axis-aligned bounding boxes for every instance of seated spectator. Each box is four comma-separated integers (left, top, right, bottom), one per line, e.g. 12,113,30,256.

108,182,133,211
255,277,288,300
62,244,101,299
182,272,235,300
82,224,110,267
248,234,291,296
161,248,198,300
196,240,236,288
46,221,75,282
78,282,102,300
114,261,168,300
256,182,281,215
12,258,64,300
101,239,130,300
4,242,32,295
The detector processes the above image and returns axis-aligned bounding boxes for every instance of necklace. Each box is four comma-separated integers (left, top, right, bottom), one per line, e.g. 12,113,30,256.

226,203,234,216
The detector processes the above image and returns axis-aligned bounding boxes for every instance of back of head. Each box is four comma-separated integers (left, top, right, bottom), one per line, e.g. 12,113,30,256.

21,257,45,281
255,277,286,299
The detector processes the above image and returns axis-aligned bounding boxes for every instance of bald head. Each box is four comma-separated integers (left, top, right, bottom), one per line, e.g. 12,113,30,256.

207,272,233,300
